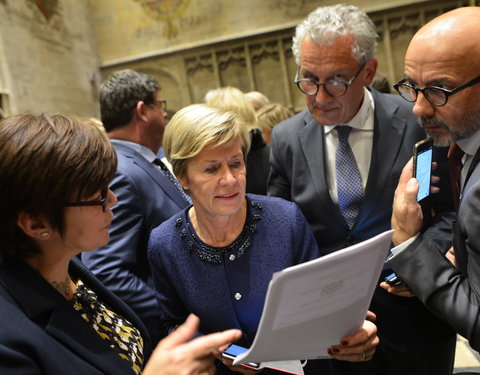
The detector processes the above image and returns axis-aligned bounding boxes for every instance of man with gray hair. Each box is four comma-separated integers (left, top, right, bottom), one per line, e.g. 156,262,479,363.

82,69,190,345
268,4,455,374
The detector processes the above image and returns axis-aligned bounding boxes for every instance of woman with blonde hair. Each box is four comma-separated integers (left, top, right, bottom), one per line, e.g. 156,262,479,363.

256,103,294,144
148,104,379,375
206,86,270,195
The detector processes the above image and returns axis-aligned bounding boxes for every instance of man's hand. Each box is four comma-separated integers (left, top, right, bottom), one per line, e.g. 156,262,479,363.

379,281,416,297
392,158,424,246
445,247,456,266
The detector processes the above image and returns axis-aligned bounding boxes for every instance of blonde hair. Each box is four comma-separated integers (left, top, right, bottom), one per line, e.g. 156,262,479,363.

205,86,257,130
245,91,270,111
163,104,251,179
256,103,294,132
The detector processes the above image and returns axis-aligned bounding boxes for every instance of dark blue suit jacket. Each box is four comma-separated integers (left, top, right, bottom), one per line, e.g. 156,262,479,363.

82,140,190,344
268,88,456,374
0,258,152,374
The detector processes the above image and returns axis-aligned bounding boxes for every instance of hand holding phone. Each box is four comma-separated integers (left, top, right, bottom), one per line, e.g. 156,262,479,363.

413,138,433,202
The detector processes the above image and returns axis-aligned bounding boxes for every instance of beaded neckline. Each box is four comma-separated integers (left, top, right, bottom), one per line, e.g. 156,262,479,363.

175,197,263,264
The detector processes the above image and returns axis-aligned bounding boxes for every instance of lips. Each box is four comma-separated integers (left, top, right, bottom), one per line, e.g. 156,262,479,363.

315,106,337,113
216,193,239,199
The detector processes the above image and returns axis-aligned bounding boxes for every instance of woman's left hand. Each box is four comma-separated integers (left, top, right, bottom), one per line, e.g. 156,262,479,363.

327,318,379,362
219,357,261,375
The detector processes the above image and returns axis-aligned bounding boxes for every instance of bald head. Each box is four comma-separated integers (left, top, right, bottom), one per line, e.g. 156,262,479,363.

402,7,480,147
409,7,480,61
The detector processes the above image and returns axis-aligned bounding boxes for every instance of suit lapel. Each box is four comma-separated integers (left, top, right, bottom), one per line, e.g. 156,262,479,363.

298,112,344,223
357,90,407,223
134,154,188,205
464,144,480,186
0,261,133,374
113,141,188,208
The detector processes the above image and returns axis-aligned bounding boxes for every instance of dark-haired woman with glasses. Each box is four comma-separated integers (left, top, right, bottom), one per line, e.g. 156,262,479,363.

0,113,241,375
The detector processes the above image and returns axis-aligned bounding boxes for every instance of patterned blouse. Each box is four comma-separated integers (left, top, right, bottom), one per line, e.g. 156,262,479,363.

71,278,144,374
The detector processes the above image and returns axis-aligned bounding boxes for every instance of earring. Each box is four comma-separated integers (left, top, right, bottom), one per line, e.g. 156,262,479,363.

39,231,49,239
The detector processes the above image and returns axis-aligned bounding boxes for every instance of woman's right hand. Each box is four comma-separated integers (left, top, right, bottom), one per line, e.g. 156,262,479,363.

143,314,242,375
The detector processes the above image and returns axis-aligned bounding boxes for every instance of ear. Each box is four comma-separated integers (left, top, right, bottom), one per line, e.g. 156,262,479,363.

362,58,378,86
177,174,190,191
133,101,149,123
16,211,51,241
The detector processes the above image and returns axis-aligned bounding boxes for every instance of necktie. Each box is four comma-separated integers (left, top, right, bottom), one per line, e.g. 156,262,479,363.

336,126,364,228
153,158,192,204
447,143,464,211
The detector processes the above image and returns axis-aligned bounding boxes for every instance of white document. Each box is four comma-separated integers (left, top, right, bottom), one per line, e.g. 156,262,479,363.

233,230,393,365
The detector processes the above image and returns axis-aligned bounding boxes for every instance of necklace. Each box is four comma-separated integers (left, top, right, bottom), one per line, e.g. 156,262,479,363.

48,273,74,299
176,197,263,264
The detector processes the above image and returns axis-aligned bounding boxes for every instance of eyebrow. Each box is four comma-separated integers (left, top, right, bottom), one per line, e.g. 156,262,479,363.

404,75,451,87
201,154,243,163
300,68,348,81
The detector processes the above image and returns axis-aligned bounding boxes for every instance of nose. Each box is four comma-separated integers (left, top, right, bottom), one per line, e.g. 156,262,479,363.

412,91,435,118
313,85,333,104
220,168,236,185
107,189,118,209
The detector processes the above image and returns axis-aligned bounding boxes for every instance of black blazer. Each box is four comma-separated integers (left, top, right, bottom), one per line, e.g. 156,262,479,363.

268,88,456,373
246,128,270,195
0,258,152,374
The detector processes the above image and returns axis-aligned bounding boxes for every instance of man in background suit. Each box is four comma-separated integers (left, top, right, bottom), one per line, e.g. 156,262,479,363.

268,4,456,374
384,6,480,353
82,69,190,344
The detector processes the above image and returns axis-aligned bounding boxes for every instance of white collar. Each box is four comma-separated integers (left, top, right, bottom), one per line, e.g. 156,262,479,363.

324,88,375,135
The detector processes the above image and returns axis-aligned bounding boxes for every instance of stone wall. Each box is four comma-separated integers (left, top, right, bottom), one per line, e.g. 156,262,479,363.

0,0,477,117
0,1,101,117
93,0,477,114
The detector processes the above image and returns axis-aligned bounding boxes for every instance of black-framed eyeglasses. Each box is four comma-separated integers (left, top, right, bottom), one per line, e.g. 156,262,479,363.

294,63,366,97
393,76,480,106
64,188,109,212
150,100,167,112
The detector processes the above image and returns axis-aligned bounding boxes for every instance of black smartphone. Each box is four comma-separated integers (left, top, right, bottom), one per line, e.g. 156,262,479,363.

221,344,260,369
385,272,403,286
413,138,433,202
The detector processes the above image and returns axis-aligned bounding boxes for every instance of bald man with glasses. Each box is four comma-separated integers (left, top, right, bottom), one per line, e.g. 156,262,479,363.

384,6,480,355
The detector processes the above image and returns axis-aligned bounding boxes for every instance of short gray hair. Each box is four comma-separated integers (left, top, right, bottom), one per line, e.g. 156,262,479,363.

292,4,378,66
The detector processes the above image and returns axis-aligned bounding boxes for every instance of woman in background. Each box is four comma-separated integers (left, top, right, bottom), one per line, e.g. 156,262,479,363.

148,104,379,375
256,103,294,145
206,86,270,195
0,113,241,375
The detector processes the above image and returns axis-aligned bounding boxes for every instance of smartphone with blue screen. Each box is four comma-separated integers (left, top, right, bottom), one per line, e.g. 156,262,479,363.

221,344,260,369
413,138,433,202
385,272,403,286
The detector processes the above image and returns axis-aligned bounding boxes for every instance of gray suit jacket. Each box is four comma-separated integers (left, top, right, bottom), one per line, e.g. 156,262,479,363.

390,144,480,352
82,140,190,344
269,89,431,252
268,88,456,371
